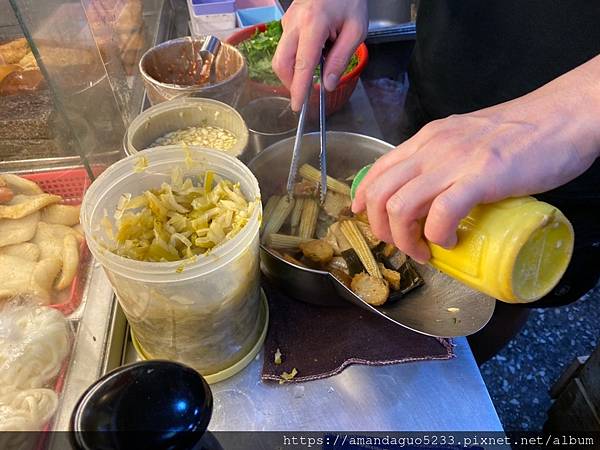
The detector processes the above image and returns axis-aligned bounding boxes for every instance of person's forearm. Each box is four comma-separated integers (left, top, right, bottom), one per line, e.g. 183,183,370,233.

529,53,600,162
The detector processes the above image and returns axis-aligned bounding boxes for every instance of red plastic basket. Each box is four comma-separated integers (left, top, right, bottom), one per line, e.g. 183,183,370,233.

226,23,369,117
20,166,104,315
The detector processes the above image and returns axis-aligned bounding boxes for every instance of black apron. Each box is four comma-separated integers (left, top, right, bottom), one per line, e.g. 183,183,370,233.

404,0,600,306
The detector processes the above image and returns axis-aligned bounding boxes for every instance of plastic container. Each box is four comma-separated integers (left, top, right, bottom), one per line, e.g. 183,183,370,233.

139,36,247,107
351,166,574,303
124,97,250,160
235,0,276,8
190,0,235,14
188,0,236,33
236,6,283,27
80,146,264,377
131,289,269,384
189,12,237,33
226,24,369,116
189,21,238,41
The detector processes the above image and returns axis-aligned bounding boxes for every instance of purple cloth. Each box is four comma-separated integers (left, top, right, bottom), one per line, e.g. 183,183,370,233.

261,281,454,383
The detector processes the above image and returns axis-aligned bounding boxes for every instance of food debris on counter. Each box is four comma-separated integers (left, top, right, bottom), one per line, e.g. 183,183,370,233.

274,348,282,365
279,368,298,384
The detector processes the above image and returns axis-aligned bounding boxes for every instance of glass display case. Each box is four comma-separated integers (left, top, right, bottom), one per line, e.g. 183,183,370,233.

0,0,176,438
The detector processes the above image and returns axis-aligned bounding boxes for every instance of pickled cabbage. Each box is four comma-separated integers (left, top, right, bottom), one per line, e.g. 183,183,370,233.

109,168,257,262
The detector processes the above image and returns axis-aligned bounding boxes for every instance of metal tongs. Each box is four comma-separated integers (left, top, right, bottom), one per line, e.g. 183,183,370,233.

286,52,328,204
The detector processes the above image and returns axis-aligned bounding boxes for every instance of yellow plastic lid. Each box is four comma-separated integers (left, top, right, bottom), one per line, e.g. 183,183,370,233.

511,209,574,302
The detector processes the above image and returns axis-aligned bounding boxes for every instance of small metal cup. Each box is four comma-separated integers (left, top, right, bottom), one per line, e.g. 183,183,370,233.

239,96,298,160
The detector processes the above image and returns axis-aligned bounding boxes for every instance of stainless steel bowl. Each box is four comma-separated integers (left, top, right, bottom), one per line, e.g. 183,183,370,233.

248,131,496,337
139,36,247,107
124,97,249,160
239,97,298,160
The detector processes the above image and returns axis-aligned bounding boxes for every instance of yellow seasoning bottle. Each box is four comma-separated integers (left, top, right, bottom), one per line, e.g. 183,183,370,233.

351,165,574,303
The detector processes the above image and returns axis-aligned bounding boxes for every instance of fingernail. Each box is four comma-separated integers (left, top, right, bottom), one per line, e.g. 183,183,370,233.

441,235,458,250
325,73,339,91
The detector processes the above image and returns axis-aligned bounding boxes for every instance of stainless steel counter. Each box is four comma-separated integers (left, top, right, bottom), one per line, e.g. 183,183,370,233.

121,335,502,431
211,336,502,431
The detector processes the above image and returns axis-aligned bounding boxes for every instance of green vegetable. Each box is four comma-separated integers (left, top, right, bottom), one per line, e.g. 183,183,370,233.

238,20,359,85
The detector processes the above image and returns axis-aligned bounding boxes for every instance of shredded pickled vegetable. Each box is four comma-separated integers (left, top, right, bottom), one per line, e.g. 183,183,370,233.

133,156,149,173
109,168,257,262
279,367,298,384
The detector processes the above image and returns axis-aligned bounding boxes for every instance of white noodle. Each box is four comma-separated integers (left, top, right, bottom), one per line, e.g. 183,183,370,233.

0,305,69,431
0,306,69,390
0,386,58,431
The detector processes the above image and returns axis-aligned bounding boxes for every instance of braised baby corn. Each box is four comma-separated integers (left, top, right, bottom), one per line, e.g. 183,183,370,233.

290,197,305,235
261,195,280,233
267,233,313,250
298,164,351,196
261,195,295,243
340,220,382,279
298,198,319,239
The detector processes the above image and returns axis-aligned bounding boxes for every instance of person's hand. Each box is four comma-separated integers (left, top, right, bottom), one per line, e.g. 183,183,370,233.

272,0,367,111
352,56,600,263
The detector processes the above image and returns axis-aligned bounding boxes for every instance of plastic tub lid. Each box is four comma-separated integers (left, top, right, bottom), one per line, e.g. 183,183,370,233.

190,0,235,14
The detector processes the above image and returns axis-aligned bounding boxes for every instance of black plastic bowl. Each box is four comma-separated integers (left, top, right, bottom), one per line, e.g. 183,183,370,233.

70,360,213,450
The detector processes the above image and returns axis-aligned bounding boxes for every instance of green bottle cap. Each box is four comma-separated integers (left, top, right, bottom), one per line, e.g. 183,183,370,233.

350,164,372,200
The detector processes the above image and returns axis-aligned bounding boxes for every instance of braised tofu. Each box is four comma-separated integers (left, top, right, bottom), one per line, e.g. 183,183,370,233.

330,268,353,289
350,272,390,306
282,253,308,268
385,248,408,271
299,239,334,265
